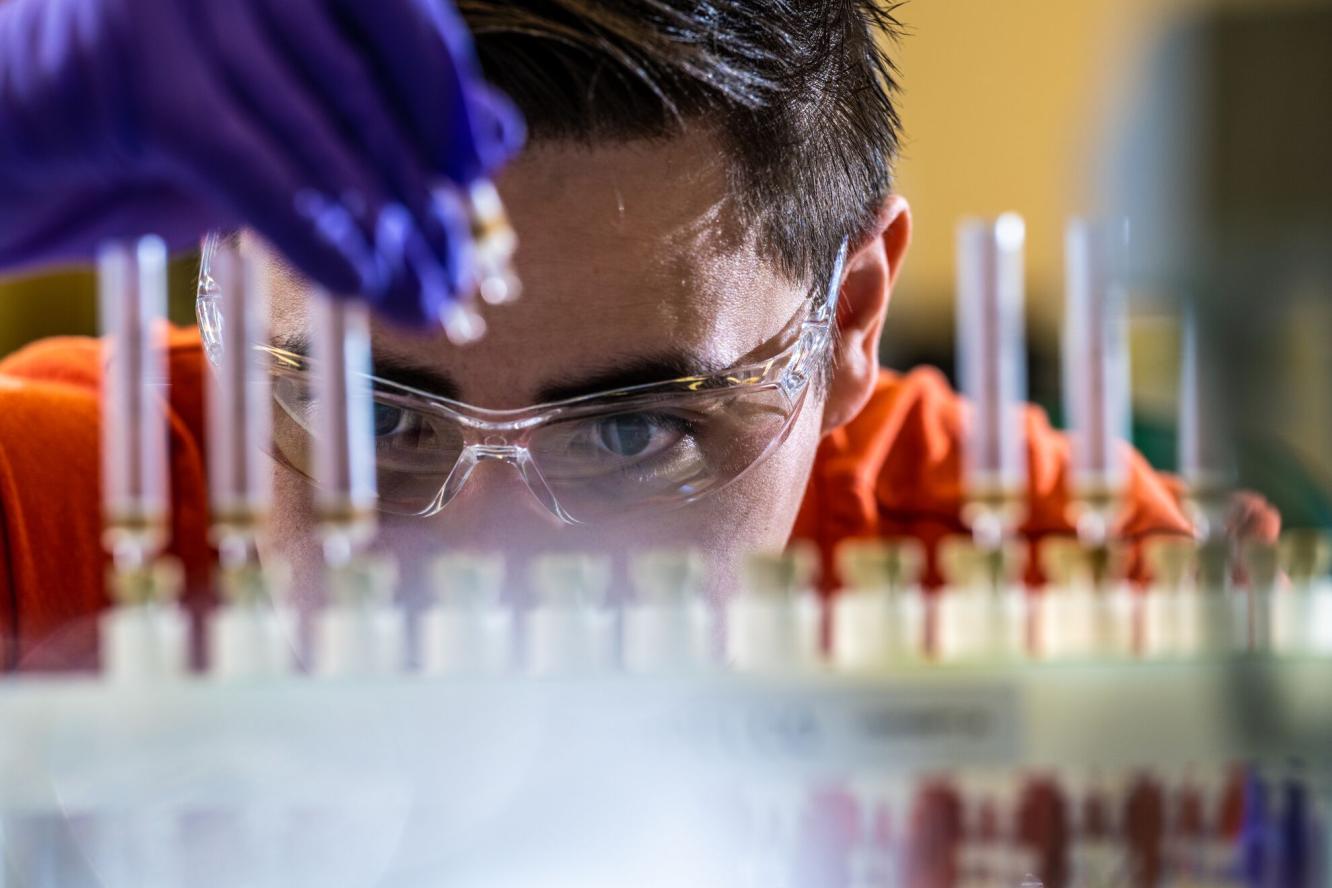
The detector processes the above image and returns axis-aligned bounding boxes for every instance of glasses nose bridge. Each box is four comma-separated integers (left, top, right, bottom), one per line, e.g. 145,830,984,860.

469,438,527,464
437,437,576,525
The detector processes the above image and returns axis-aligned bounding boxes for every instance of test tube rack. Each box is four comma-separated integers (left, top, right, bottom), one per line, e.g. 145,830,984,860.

10,222,1322,887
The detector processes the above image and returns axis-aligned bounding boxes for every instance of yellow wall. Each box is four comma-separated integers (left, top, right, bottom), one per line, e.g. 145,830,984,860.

0,258,203,356
0,267,99,356
889,0,1209,342
886,0,1322,341
0,0,1312,357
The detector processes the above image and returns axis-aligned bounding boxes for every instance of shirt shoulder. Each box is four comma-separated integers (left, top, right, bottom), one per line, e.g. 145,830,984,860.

0,328,211,671
0,372,105,669
794,366,1194,586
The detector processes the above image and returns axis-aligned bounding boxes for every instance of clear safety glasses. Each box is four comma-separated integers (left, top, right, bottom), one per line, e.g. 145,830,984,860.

209,242,846,525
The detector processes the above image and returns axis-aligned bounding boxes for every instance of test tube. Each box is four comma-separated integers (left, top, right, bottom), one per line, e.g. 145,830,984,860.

98,237,170,569
956,214,1028,549
936,536,1028,661
421,553,513,675
830,539,925,669
526,553,615,674
203,242,296,677
1277,531,1332,654
309,289,377,563
1179,301,1234,542
725,545,822,672
98,237,189,678
1038,538,1134,659
624,549,713,672
1143,537,1198,658
1063,220,1132,545
206,241,272,565
314,555,403,676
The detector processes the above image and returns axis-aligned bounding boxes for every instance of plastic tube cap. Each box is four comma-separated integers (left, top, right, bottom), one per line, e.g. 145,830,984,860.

836,538,923,592
327,555,398,607
1242,540,1280,593
939,536,1025,588
530,552,612,608
1280,530,1332,584
742,543,819,598
630,549,706,605
1039,538,1126,589
220,558,291,609
108,557,184,607
1145,537,1198,591
432,552,506,608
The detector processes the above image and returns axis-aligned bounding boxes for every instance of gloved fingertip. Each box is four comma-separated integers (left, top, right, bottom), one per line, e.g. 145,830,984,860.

375,203,414,253
289,190,384,295
374,202,471,330
469,85,527,168
430,186,476,297
340,189,369,220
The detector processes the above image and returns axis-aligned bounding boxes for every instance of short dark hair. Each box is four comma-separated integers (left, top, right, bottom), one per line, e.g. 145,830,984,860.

461,0,904,290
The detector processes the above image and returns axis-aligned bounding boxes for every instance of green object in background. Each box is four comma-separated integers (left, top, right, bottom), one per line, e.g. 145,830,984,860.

1133,417,1332,531
0,251,202,358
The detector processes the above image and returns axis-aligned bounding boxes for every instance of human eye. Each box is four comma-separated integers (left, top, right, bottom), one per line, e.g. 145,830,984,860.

371,400,443,454
538,408,704,482
588,412,690,461
276,377,414,441
373,401,413,438
368,399,466,475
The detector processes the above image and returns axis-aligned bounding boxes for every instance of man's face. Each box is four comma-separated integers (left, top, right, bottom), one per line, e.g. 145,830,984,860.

258,134,829,602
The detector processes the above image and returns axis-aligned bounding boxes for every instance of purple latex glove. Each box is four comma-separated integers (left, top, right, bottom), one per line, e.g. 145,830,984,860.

0,0,524,327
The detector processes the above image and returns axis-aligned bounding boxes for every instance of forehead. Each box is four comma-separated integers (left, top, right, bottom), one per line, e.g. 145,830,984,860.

264,133,808,407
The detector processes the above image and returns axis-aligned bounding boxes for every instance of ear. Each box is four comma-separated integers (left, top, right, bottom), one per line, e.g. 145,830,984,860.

821,195,912,434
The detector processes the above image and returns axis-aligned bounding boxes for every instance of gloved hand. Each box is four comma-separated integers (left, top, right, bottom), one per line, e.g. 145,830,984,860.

0,0,523,327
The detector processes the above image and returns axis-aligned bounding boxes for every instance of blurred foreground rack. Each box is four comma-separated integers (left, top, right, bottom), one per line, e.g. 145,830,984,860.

2,655,1329,887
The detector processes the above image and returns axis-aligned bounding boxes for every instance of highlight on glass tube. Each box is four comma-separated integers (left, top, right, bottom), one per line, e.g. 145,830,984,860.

1063,219,1132,546
310,290,378,564
956,213,1029,549
98,236,171,570
206,241,273,567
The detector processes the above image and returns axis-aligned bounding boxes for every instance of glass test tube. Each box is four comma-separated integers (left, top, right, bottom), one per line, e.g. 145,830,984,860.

98,237,170,569
624,549,713,672
1179,301,1234,541
310,290,378,563
206,242,272,565
727,546,822,672
1063,220,1132,544
527,553,616,674
956,214,1028,548
421,553,513,675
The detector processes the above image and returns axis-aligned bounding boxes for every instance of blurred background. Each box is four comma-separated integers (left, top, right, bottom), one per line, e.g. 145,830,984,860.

1,0,1329,521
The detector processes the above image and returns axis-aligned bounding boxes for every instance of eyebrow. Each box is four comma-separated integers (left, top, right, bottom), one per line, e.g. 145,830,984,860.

276,334,464,401
273,334,721,404
535,355,721,404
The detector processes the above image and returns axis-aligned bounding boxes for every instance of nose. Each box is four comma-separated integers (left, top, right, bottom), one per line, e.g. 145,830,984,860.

432,456,568,540
440,442,574,524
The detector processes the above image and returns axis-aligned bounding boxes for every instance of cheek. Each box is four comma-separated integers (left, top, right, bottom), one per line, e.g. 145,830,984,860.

261,458,323,609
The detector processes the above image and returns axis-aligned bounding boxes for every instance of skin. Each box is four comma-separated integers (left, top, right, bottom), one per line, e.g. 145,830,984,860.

251,132,912,606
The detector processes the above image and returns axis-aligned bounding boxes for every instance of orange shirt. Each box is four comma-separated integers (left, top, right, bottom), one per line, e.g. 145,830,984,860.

0,329,1209,671
792,367,1200,588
